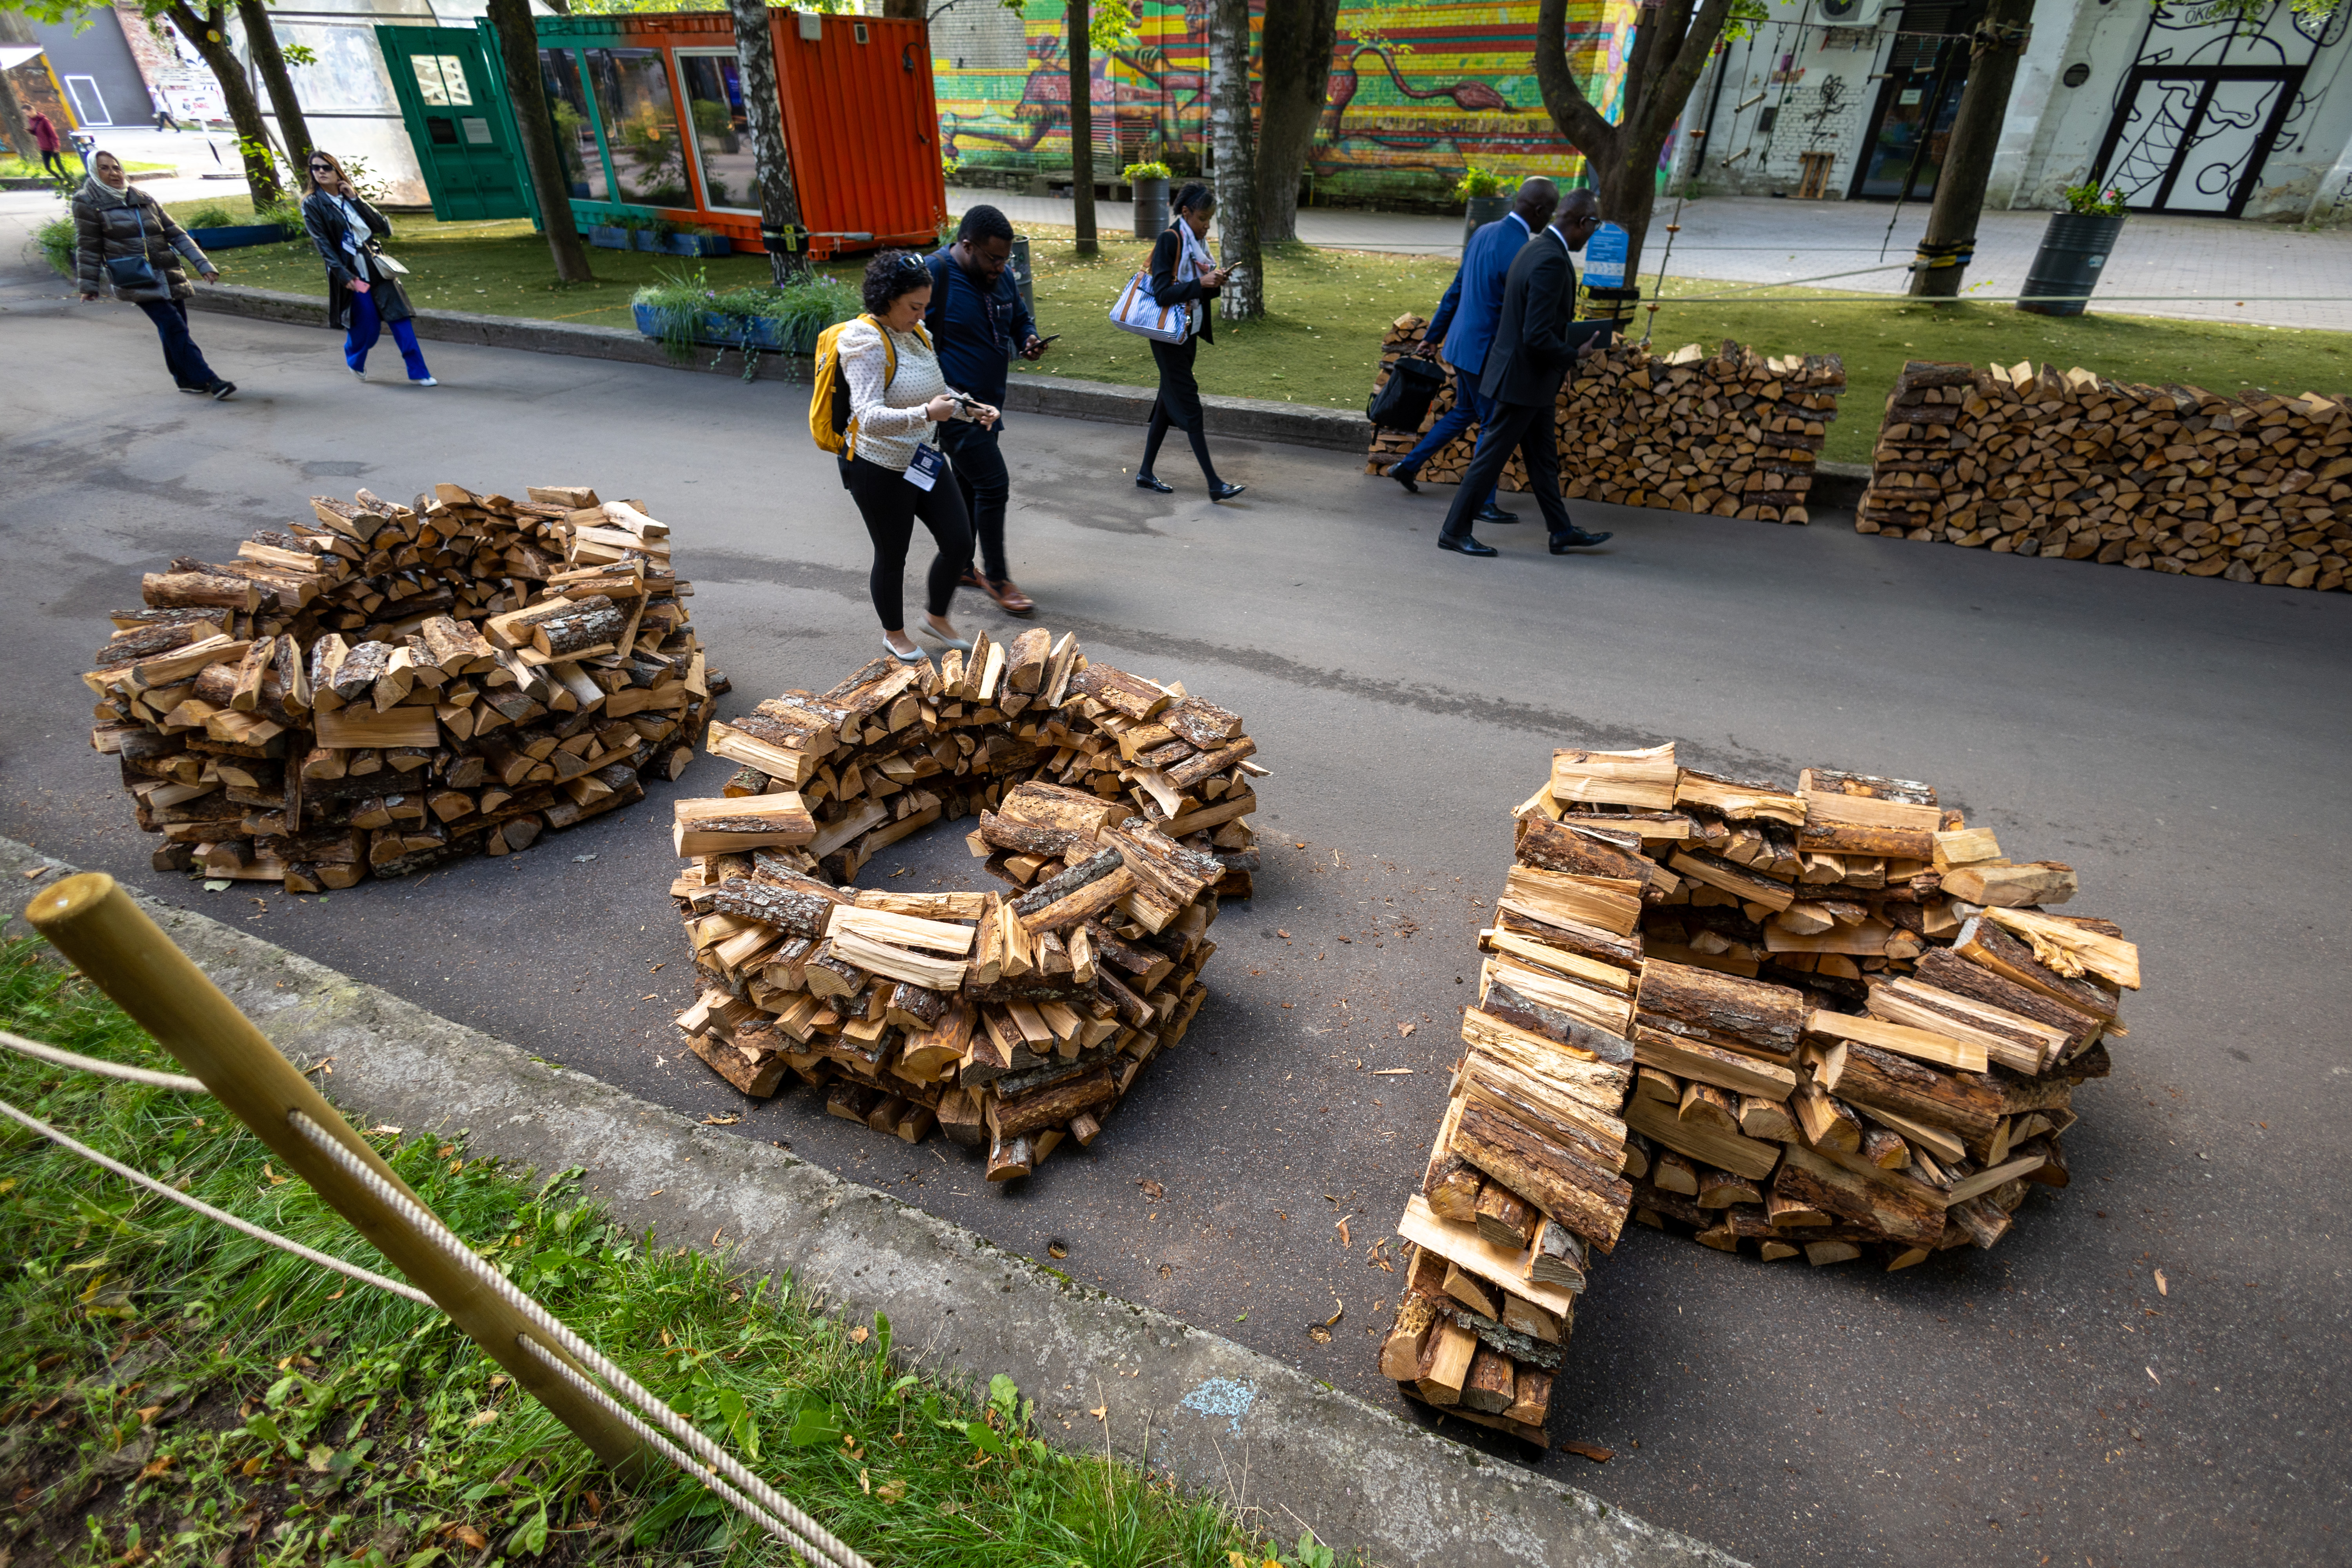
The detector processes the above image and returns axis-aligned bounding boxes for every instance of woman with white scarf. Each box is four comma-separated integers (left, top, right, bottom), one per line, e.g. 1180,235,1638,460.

1133,183,1245,501
72,150,233,399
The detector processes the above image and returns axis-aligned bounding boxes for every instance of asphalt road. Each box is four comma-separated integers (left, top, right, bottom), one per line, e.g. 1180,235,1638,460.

4,251,2348,1568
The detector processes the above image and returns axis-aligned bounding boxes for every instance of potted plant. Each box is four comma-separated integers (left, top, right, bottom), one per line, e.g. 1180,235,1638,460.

1453,165,1510,252
659,222,731,258
587,213,633,250
632,269,856,377
632,216,666,252
1124,159,1172,238
2018,183,2129,318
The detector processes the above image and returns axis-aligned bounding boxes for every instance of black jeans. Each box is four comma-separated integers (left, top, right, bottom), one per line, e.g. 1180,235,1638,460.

137,299,219,390
40,149,69,181
1439,399,1573,541
938,418,1009,582
844,452,975,630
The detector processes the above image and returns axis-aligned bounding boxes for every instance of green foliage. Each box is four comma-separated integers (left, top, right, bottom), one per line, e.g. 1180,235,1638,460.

1123,160,1172,182
1721,0,1773,45
280,42,319,67
2063,182,2130,217
31,212,76,278
632,263,857,367
1450,165,1508,203
184,202,239,229
0,938,1308,1568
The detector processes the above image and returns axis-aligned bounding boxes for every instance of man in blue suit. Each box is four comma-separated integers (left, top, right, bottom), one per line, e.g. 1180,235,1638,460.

1382,176,1558,528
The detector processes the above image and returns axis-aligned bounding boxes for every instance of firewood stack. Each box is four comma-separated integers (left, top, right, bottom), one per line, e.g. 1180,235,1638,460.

1858,358,2352,591
84,484,715,891
1364,321,1846,524
1381,741,2138,1443
667,630,1262,1180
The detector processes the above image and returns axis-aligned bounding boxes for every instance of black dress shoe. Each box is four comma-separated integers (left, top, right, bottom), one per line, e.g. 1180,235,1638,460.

1209,482,1247,501
1387,462,1421,494
1548,527,1613,553
1476,503,1520,525
1438,534,1499,557
1134,472,1172,493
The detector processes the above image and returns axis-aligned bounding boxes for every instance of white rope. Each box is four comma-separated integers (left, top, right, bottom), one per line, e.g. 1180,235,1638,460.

287,1111,870,1568
0,1095,435,1306
514,1336,858,1568
0,1029,209,1093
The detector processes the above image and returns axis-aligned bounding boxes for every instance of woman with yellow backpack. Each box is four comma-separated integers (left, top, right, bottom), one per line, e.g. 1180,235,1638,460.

813,251,1000,663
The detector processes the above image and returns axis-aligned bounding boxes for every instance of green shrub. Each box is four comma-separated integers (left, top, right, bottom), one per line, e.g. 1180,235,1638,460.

632,265,857,372
1122,160,1172,182
1452,165,1508,202
32,212,76,279
2062,182,2129,217
185,202,238,229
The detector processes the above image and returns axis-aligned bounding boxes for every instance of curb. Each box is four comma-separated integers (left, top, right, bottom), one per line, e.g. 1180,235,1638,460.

0,834,1742,1568
181,283,1376,454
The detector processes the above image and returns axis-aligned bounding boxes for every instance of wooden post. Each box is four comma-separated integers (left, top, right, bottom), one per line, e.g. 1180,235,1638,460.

1068,0,1099,256
24,871,647,1477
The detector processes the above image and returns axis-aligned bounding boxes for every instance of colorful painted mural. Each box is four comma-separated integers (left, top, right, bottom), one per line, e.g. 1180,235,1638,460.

928,0,1638,207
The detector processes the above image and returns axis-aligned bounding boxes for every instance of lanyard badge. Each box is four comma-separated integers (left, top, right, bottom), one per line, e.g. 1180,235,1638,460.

906,442,946,492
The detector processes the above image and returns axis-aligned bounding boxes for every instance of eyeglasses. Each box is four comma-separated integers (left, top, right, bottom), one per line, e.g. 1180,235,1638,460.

309,162,334,171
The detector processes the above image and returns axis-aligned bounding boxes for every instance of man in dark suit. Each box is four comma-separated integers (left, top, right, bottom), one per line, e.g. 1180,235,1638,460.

1437,189,1616,558
1384,176,1558,530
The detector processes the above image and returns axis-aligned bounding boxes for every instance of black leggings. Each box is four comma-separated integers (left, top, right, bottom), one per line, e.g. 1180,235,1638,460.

844,453,975,630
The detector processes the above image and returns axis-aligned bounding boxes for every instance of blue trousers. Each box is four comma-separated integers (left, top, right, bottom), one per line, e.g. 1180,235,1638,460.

345,289,431,381
137,299,219,390
1397,364,1500,512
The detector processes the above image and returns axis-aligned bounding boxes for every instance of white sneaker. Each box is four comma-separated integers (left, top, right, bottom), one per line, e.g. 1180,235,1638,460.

414,377,439,387
350,367,364,379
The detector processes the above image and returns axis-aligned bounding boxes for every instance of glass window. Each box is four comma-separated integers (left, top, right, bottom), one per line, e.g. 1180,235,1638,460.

585,46,693,208
410,55,474,108
272,23,398,115
677,52,758,214
537,47,606,202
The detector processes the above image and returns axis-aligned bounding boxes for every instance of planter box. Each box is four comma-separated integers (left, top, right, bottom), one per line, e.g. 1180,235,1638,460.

659,232,732,257
188,223,293,250
632,304,824,355
632,230,660,252
588,225,633,250
1131,176,1169,239
2018,212,2126,318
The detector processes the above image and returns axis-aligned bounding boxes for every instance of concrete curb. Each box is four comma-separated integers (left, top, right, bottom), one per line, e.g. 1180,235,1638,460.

0,834,1742,1568
182,284,1376,454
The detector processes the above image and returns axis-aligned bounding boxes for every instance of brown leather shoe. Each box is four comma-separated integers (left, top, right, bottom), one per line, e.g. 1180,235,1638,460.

960,570,1036,617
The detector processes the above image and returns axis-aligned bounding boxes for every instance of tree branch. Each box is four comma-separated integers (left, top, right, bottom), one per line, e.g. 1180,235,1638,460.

1534,0,1620,157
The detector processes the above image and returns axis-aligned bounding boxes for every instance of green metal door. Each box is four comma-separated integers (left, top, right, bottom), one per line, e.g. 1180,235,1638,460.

378,27,530,222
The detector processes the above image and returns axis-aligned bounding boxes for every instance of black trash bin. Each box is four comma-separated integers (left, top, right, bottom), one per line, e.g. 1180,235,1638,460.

2018,212,2126,318
1461,194,1507,256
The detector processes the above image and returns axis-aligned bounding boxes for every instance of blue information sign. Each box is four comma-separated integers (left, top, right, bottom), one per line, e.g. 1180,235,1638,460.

1582,221,1630,287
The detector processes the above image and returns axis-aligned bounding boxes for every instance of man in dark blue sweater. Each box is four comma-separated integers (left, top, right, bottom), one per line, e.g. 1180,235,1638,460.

928,205,1046,617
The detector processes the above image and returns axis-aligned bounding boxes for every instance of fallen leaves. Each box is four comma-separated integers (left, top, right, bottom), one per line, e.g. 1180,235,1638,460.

1335,1217,1351,1249
1136,1178,1164,1201
1276,929,1291,939
875,1477,906,1503
1397,1021,1416,1037
468,1409,499,1427
1561,1439,1614,1464
850,1325,869,1344
1047,1241,1069,1259
2154,1268,2169,1296
700,1114,742,1126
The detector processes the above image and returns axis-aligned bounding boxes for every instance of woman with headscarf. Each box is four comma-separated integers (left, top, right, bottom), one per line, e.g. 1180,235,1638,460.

301,149,437,385
73,149,234,399
1132,181,1244,501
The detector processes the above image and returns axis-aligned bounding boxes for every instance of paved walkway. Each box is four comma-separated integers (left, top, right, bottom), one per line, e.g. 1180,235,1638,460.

952,185,2352,331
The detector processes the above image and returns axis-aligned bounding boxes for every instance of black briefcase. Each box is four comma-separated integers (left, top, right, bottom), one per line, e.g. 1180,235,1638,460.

1365,353,1446,432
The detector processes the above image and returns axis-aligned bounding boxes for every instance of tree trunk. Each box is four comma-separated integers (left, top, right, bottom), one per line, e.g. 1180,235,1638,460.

1532,0,1739,281
485,0,594,285
1208,0,1261,320
1908,0,2034,299
237,0,312,168
168,2,280,206
1252,0,1339,243
0,63,37,163
726,0,806,285
1068,0,1098,255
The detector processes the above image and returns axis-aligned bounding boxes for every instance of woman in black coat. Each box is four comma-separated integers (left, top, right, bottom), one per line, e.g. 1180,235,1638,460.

73,149,233,398
1134,182,1243,501
301,151,437,385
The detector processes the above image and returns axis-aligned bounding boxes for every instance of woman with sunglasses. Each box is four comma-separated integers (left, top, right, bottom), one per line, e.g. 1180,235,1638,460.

839,250,998,663
301,151,437,385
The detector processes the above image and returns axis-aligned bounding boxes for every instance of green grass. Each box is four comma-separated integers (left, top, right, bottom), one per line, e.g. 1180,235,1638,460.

2,157,171,181
128,204,2352,466
0,939,1336,1568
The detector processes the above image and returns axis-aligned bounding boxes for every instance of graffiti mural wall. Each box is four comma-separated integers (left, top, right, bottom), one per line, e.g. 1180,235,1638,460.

929,0,1637,207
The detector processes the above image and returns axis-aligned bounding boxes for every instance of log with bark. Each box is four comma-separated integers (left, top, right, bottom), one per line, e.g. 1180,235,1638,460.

1380,739,2137,1444
87,485,712,889
669,632,1258,1179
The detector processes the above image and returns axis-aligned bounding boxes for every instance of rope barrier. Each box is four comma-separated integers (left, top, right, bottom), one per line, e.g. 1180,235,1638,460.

287,1110,872,1568
1644,292,2352,305
0,1094,435,1305
1,1028,209,1093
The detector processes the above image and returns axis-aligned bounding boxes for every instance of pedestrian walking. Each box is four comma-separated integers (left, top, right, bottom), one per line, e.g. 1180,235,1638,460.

1133,182,1245,501
28,111,70,182
150,86,182,131
926,204,1045,617
1385,176,1557,530
1437,190,1615,558
73,149,235,399
839,250,998,663
301,150,436,385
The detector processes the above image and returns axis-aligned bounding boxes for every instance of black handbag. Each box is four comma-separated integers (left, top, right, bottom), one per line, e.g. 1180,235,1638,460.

102,199,162,291
1366,352,1445,431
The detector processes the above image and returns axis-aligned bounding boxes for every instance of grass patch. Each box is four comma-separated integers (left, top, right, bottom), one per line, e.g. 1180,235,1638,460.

149,208,2352,465
0,939,1337,1568
2,158,171,181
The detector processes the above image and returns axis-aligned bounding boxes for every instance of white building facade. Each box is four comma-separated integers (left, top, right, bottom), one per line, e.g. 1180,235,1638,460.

1678,0,2352,225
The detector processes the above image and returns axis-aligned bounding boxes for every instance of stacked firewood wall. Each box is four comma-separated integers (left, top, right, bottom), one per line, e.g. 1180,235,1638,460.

669,630,1261,1181
1364,321,1846,525
1858,358,2352,590
85,484,714,891
1381,741,2137,1444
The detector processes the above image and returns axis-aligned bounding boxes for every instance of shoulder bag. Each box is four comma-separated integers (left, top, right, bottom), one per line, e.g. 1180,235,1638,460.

1107,235,1192,345
103,199,162,291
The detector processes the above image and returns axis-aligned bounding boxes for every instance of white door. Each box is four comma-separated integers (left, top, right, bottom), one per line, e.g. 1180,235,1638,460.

64,74,110,126
2164,78,2284,213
